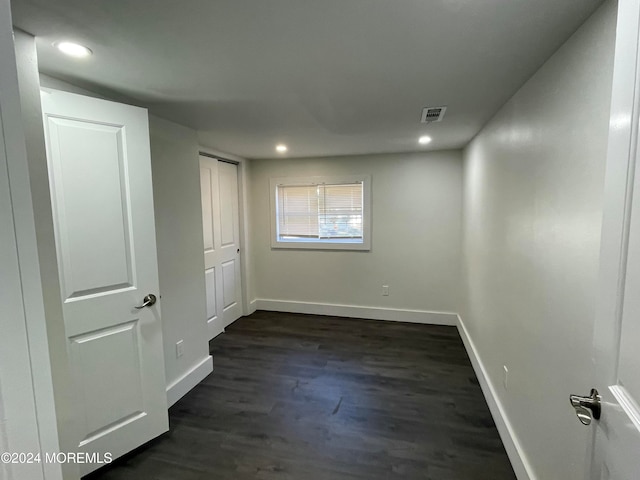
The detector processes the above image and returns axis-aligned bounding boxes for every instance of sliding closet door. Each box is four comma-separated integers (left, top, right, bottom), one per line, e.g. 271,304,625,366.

200,155,242,339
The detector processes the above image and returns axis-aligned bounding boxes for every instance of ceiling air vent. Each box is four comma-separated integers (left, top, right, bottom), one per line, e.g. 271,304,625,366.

421,106,447,123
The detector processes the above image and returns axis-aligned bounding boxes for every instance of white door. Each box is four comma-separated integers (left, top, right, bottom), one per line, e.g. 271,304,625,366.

581,0,640,477
41,89,168,475
200,155,243,338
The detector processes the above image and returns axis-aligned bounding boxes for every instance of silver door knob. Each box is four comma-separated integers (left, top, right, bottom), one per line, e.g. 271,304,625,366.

569,388,601,425
134,294,157,309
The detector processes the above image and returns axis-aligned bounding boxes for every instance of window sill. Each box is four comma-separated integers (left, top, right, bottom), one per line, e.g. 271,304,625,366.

271,238,370,251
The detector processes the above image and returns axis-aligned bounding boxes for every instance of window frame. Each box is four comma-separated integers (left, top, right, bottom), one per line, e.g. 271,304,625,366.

269,175,371,250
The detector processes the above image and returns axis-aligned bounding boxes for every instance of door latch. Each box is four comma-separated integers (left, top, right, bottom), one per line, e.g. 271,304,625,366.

569,388,601,425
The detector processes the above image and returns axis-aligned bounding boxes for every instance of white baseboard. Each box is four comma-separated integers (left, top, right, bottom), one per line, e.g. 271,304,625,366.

207,317,224,340
166,355,213,408
457,315,535,480
254,299,457,325
248,299,258,315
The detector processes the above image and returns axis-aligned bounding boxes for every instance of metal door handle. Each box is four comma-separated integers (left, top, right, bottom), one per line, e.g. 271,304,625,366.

569,388,601,425
135,294,157,309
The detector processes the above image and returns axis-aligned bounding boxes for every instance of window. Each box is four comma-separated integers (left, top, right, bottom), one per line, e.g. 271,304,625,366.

270,175,371,250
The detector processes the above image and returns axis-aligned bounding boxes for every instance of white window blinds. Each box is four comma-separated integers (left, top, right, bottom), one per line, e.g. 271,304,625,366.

276,185,319,238
276,182,364,241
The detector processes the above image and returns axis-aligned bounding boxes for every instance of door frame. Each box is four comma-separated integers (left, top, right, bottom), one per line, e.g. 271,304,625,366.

199,147,252,318
0,22,44,480
0,137,45,480
1,9,78,480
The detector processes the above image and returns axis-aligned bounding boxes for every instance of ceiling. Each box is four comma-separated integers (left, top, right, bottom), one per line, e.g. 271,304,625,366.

11,0,603,159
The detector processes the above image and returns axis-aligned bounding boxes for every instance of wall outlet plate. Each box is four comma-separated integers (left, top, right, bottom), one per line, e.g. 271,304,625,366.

382,285,389,296
176,339,184,358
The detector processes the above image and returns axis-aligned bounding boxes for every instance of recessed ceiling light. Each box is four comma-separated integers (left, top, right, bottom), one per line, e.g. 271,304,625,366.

54,41,93,58
276,144,288,153
418,135,432,145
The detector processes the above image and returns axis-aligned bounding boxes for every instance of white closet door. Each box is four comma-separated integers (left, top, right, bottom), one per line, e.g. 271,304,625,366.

200,155,242,339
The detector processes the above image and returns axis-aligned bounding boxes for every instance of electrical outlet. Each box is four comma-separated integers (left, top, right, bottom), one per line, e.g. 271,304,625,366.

503,365,509,390
382,285,389,296
176,340,184,358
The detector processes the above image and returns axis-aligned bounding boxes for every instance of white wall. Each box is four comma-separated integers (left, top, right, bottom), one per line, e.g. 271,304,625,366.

249,151,462,323
460,1,616,479
149,116,213,405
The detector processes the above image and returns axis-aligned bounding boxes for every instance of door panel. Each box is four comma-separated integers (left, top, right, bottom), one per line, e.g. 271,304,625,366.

219,165,236,247
199,156,242,336
217,161,242,326
205,267,219,328
590,147,640,477
200,159,224,338
201,161,221,268
46,118,133,298
588,0,640,477
222,259,237,309
617,201,640,398
201,166,215,253
70,321,144,442
41,89,168,476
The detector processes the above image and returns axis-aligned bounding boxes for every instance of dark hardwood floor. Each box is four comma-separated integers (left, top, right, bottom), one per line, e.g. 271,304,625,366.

87,311,516,479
